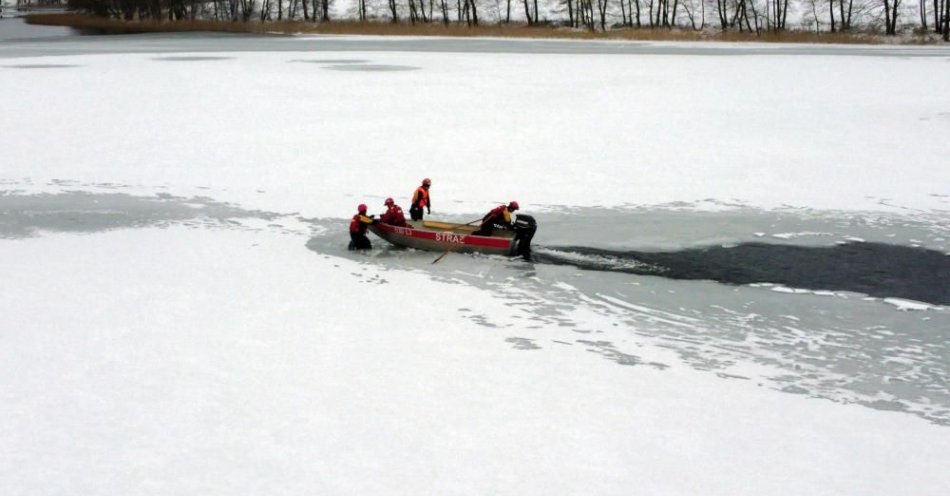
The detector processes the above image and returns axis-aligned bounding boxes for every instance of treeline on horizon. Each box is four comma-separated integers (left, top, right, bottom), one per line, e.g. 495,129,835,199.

58,0,950,40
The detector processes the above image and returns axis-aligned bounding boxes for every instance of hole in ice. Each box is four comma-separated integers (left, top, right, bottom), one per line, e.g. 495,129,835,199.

534,242,950,306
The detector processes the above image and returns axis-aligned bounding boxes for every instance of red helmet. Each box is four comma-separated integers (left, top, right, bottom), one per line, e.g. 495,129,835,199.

384,197,394,206
357,203,367,213
508,201,520,211
422,178,431,186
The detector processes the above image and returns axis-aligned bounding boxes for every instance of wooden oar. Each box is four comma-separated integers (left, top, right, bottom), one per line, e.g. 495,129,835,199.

431,217,483,264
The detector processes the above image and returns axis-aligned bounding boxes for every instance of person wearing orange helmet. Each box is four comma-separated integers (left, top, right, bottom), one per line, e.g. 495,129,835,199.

348,203,378,250
473,201,520,237
380,197,407,227
409,178,432,221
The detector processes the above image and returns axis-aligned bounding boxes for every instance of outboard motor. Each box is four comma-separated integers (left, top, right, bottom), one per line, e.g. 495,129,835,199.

513,214,537,260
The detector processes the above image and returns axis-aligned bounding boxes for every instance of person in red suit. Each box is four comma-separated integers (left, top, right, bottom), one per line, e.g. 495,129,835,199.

349,203,378,250
380,197,407,227
473,201,519,237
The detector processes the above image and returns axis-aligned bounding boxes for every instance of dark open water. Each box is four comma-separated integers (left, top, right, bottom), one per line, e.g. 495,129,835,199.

535,242,950,305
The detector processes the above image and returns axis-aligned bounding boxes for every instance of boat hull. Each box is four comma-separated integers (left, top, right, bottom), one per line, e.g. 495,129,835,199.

369,220,517,256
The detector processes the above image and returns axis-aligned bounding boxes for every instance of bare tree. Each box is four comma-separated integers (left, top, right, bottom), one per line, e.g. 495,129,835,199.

388,0,398,22
834,0,855,30
933,0,946,33
356,0,366,20
943,0,949,39
461,0,478,24
804,0,822,31
715,0,729,29
882,0,900,34
239,0,253,20
522,0,534,24
680,0,705,28
596,0,608,29
579,0,594,28
439,0,449,23
767,0,789,30
935,0,948,34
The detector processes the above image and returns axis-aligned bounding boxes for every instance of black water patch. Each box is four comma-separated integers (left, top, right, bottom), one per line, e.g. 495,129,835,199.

535,242,950,305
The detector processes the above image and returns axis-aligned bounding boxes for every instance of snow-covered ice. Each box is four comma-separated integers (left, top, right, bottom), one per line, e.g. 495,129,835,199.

2,28,949,495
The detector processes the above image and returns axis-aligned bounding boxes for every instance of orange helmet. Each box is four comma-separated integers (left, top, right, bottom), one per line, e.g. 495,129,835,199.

508,201,520,211
358,204,367,213
384,197,395,206
422,178,431,186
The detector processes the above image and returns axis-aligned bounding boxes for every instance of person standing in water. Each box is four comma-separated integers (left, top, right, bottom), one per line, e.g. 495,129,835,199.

348,203,378,250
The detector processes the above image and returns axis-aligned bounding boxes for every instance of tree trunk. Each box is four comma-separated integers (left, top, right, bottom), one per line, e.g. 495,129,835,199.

598,0,607,30
934,0,943,33
943,0,949,39
937,0,946,33
829,0,836,32
884,0,901,34
716,0,728,30
781,0,789,29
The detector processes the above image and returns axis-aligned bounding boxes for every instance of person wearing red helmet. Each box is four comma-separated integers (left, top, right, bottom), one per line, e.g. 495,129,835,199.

380,197,407,227
473,201,520,237
409,178,432,221
348,203,378,250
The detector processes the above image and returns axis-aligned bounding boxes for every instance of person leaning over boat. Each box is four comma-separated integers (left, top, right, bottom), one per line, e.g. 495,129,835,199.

380,197,407,227
473,201,519,237
349,203,378,250
409,178,432,221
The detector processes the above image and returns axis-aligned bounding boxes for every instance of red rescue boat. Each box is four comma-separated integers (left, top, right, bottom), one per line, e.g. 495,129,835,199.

368,216,537,258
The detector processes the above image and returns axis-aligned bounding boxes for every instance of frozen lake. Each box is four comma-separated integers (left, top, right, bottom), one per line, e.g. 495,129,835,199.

2,28,949,495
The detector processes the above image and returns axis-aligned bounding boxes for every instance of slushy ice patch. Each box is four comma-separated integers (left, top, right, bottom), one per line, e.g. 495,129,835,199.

0,191,283,238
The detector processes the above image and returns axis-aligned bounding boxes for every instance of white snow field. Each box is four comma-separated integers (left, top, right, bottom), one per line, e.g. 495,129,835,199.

2,34,950,495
